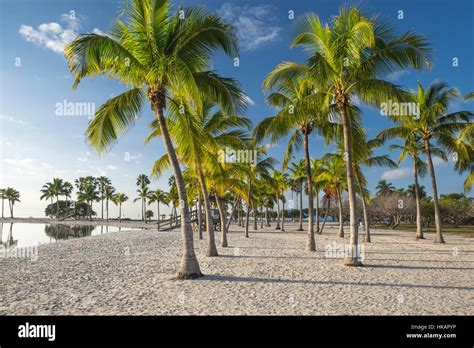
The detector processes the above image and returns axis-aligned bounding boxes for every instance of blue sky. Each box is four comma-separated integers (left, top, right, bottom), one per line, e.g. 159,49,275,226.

0,0,472,217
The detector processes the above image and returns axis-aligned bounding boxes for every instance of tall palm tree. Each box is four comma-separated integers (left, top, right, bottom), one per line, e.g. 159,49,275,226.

136,174,150,222
62,181,74,215
387,136,445,239
41,178,64,220
378,81,473,243
113,193,128,222
316,155,347,238
103,185,116,221
147,100,249,255
272,170,289,232
65,0,246,278
135,186,151,223
4,188,20,218
255,75,336,251
97,176,112,220
281,6,431,265
148,189,168,229
77,182,99,220
375,180,395,196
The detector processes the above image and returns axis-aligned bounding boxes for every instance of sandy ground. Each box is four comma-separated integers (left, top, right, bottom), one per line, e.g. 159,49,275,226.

1,221,473,315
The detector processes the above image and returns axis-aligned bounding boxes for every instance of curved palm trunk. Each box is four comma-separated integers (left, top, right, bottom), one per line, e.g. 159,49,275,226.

304,132,315,251
151,90,202,278
298,184,303,231
424,140,444,243
197,169,218,256
215,196,228,247
355,170,370,243
413,157,424,239
340,103,361,266
275,198,281,230
319,198,330,234
197,194,203,238
336,187,344,238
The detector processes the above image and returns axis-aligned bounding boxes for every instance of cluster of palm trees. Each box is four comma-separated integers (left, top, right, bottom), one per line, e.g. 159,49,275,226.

63,0,472,278
0,188,21,218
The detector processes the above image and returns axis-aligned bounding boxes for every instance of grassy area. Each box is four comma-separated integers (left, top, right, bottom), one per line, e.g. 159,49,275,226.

373,224,473,237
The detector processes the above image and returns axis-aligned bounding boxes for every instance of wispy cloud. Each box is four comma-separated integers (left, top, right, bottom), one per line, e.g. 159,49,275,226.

244,95,255,106
217,3,281,51
2,157,53,177
386,70,408,82
0,114,36,129
381,167,411,181
19,13,105,55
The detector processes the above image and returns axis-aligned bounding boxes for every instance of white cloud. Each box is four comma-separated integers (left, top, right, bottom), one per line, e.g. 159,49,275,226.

386,70,408,82
0,114,36,129
107,165,118,170
381,167,411,181
76,157,88,162
19,14,105,55
2,158,52,177
244,95,255,106
217,3,281,51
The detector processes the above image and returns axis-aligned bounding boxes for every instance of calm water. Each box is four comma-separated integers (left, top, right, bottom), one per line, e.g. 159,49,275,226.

0,223,137,248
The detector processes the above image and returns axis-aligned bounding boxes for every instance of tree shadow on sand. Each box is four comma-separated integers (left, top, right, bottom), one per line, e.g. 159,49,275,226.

202,274,473,291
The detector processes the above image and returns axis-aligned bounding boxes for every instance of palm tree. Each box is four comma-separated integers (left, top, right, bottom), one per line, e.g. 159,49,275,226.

375,180,395,196
147,100,249,255
77,182,99,220
103,185,116,221
4,188,20,218
148,189,168,229
113,193,128,222
283,6,431,265
319,186,337,234
62,181,74,215
255,75,336,252
65,0,246,278
387,136,445,239
97,176,112,220
316,155,347,238
41,178,64,219
378,81,473,243
289,160,306,231
136,174,150,222
135,186,151,223
272,170,289,232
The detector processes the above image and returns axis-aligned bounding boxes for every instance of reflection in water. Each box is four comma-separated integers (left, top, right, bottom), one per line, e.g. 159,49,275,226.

1,223,18,248
44,224,97,241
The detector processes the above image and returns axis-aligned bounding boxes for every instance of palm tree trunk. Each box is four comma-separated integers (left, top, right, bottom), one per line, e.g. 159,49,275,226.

226,196,239,231
237,198,241,226
281,200,285,232
336,187,344,238
9,200,13,218
424,139,444,243
276,198,281,230
101,198,104,220
197,169,218,256
298,184,303,231
144,198,147,224
340,103,361,266
119,203,122,223
151,90,202,278
1,198,4,218
106,199,109,222
319,198,330,234
355,170,370,243
245,200,250,238
304,132,315,251
260,206,264,229
265,206,270,227
157,202,160,230
253,202,258,230
215,196,228,247
413,158,424,239
197,194,203,239
56,196,60,220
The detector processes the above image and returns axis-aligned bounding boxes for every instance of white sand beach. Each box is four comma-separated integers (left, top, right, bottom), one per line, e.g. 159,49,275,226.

1,222,472,315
